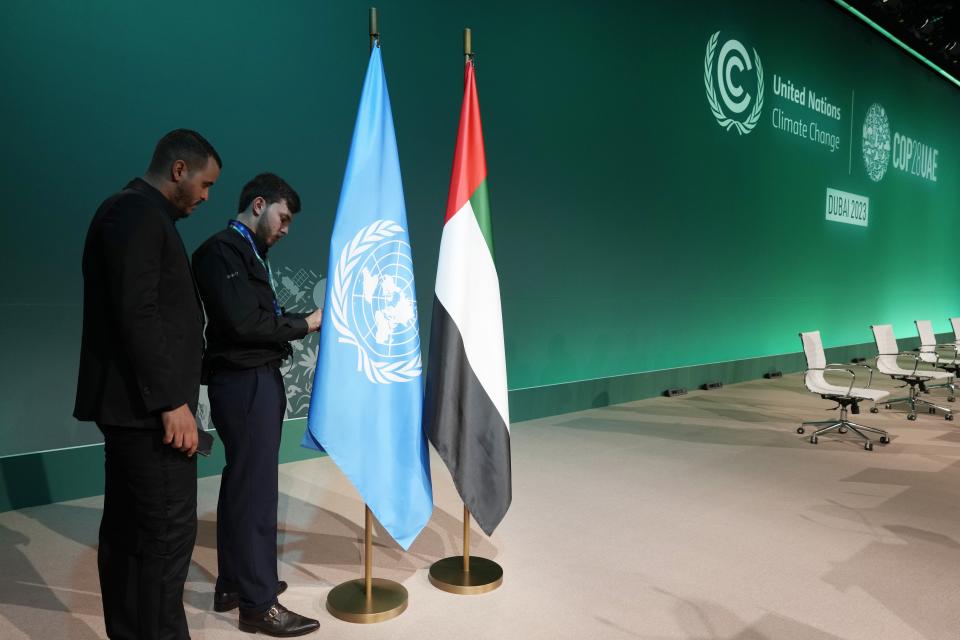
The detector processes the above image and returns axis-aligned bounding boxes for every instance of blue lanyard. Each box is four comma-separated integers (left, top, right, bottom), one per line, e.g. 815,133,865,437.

229,221,282,317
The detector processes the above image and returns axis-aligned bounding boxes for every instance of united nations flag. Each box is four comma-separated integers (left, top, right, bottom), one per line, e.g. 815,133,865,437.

302,43,432,550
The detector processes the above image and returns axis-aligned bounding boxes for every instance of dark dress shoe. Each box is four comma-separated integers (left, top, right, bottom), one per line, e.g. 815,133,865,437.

238,603,320,637
214,581,289,612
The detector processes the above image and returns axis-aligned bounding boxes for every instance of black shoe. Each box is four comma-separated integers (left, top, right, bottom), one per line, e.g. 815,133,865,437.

238,603,320,637
214,581,289,613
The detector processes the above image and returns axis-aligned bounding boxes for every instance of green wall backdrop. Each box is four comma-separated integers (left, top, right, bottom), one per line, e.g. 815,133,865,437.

1,0,958,457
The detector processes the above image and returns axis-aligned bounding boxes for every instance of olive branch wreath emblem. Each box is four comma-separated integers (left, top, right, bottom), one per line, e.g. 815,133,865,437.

330,219,421,384
704,31,764,135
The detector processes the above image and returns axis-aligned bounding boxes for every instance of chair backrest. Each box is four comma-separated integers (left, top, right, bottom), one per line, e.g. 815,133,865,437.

871,324,899,373
916,319,937,362
916,319,936,346
950,317,960,341
800,331,826,391
800,331,825,368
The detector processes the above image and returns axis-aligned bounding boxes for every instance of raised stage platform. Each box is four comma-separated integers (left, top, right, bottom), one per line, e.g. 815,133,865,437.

2,372,958,639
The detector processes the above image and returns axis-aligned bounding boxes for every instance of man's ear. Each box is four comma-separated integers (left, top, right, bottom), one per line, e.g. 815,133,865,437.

252,196,267,217
171,159,187,182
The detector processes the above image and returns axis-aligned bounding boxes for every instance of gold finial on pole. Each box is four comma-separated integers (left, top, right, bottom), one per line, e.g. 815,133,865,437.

464,27,473,63
370,7,379,51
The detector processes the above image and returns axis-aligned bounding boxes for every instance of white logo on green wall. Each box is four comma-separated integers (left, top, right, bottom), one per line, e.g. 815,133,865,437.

704,31,764,135
862,103,891,182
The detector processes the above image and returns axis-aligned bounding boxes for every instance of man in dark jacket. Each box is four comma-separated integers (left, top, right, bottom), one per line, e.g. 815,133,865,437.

192,173,321,636
74,129,221,640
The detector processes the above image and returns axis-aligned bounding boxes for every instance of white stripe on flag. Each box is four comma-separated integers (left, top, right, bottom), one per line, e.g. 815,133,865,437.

434,200,510,429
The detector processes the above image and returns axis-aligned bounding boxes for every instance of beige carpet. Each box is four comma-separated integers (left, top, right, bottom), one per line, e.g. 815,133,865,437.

2,372,960,639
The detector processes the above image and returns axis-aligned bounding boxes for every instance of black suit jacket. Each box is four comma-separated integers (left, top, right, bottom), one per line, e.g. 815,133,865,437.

193,225,309,377
74,178,204,428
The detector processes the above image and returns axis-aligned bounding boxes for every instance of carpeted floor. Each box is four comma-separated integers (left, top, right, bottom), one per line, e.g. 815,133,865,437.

2,372,959,639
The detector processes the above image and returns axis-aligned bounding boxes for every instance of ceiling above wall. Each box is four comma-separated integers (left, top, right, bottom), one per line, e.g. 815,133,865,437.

842,0,960,85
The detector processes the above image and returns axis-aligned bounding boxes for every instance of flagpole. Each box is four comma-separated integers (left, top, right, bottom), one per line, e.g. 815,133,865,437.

427,31,505,595
463,505,470,572
365,506,374,599
324,10,409,623
369,6,378,51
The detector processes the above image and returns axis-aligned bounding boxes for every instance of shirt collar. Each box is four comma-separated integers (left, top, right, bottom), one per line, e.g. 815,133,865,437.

125,178,183,222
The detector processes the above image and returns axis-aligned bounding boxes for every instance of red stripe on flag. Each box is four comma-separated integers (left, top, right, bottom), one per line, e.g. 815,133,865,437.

445,62,487,223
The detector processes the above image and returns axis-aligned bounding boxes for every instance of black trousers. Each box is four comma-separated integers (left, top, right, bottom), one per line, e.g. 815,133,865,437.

208,365,285,614
97,425,198,640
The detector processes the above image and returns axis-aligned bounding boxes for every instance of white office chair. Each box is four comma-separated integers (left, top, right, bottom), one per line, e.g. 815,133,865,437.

872,324,954,421
798,331,890,450
914,320,959,401
949,317,960,344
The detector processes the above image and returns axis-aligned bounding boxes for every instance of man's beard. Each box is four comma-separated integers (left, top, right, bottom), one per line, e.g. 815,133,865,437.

256,215,275,247
171,181,195,215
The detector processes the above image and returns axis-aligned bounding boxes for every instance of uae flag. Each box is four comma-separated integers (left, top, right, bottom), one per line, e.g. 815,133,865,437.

423,60,511,536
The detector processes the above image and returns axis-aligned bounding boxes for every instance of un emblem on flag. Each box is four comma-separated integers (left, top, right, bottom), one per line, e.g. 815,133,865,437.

330,220,422,384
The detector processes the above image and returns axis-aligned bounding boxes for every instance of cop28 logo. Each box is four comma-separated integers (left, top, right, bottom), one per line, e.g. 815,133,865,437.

862,103,891,182
704,31,764,135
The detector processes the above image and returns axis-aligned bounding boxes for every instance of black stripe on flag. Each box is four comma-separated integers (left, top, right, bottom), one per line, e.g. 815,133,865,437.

424,297,512,536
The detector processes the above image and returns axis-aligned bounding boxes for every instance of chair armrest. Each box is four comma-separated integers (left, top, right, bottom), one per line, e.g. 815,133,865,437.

878,352,921,376
827,358,872,389
828,362,874,369
810,365,857,396
819,364,856,373
844,362,875,388
918,343,958,352
919,346,958,366
900,351,953,374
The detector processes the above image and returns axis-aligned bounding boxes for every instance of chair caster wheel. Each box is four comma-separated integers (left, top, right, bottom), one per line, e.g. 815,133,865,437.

949,397,956,402
870,407,879,413
908,414,917,421
797,427,805,434
865,442,874,451
838,426,848,434
810,435,818,444
947,413,955,421
885,403,892,409
880,436,890,444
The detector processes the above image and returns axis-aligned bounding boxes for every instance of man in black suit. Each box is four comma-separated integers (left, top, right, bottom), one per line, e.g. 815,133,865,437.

74,129,221,640
192,173,321,636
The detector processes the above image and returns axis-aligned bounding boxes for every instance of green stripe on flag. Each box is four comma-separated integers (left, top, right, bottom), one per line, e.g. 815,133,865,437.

469,179,494,259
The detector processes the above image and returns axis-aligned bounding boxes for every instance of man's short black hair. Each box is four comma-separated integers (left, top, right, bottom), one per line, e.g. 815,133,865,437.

147,129,222,175
237,173,302,214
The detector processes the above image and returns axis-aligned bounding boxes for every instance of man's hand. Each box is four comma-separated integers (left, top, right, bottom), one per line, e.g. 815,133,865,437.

306,308,323,333
162,404,198,457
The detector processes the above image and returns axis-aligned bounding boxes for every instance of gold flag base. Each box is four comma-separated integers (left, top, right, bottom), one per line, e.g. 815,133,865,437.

428,556,503,595
327,503,408,624
326,578,408,624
